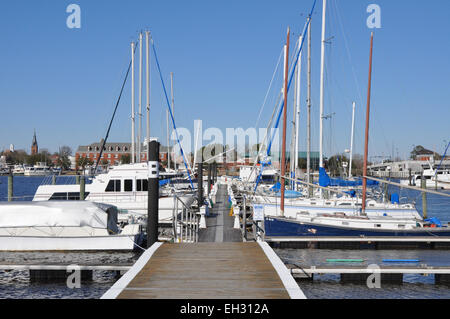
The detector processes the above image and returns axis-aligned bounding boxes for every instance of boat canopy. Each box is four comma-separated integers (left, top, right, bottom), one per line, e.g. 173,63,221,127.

319,168,378,188
0,201,119,233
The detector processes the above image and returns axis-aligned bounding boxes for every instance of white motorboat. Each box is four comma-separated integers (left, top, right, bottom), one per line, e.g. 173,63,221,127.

33,163,195,224
0,201,143,251
24,162,53,176
400,167,450,190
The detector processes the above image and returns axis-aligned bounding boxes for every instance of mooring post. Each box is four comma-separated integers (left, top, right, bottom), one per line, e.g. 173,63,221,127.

421,172,428,219
243,195,247,240
384,171,390,203
408,168,412,186
7,169,13,202
80,176,85,200
207,163,212,196
198,162,203,207
147,140,160,248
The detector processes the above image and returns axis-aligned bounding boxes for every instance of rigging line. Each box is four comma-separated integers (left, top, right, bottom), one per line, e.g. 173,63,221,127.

266,0,317,156
94,41,138,174
254,47,284,129
434,141,450,178
150,37,195,190
247,89,283,187
254,0,317,192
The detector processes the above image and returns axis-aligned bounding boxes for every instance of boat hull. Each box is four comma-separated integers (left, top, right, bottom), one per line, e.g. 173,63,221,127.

264,217,450,237
0,234,142,252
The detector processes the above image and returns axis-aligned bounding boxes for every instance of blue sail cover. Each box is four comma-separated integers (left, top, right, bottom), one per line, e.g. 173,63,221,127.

269,182,301,198
319,168,378,187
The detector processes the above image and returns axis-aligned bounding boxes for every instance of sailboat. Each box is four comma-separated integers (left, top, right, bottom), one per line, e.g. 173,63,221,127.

262,29,450,237
246,0,450,237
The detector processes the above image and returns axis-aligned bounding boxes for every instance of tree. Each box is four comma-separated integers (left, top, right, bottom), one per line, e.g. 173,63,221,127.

57,155,72,171
59,146,73,157
120,154,131,164
76,157,92,173
326,154,349,177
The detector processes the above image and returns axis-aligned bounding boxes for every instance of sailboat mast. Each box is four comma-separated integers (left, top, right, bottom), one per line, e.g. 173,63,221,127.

146,31,151,149
307,16,312,193
295,37,302,184
171,72,175,169
138,32,143,163
362,32,374,213
131,41,136,164
281,28,290,216
349,101,356,178
319,0,327,170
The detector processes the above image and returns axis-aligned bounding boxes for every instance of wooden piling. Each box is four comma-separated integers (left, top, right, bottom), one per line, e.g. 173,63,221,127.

7,170,13,202
80,176,85,200
421,172,428,219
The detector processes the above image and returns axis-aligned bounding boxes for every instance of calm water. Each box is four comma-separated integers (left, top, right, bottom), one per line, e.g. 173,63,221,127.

0,176,449,299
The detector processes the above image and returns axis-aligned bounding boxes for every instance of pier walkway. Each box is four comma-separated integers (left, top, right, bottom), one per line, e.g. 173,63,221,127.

102,185,305,299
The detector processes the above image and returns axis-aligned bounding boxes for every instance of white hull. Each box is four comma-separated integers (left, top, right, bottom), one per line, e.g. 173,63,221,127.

0,235,139,252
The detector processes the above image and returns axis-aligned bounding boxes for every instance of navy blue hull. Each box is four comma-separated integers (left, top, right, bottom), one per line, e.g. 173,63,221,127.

264,217,450,237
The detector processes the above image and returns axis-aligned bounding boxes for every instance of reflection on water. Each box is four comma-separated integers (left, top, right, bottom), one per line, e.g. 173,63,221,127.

276,248,450,299
0,251,142,299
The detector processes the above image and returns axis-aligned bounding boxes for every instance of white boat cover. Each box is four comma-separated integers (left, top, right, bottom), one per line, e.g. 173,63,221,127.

0,201,119,232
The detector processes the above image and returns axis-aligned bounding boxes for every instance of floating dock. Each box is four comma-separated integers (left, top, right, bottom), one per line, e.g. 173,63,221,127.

101,185,306,299
266,236,450,250
287,265,450,285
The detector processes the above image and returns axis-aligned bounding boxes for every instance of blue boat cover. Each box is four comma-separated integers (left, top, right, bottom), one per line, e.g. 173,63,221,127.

159,179,170,187
425,217,443,228
319,168,378,187
391,193,400,204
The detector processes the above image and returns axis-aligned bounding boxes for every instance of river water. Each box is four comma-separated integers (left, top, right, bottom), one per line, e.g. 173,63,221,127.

0,176,449,299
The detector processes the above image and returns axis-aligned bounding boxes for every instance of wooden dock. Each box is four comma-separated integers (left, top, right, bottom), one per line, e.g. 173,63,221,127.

102,184,305,299
102,242,305,299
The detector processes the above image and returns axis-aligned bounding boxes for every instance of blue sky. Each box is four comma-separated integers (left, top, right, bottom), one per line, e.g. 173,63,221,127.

0,0,449,161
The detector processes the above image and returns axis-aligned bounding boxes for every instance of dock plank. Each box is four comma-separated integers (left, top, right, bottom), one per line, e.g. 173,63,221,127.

116,243,292,299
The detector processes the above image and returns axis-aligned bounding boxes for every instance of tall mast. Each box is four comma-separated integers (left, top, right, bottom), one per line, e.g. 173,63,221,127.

319,0,327,170
362,32,374,213
290,64,297,190
131,41,136,164
171,72,175,169
295,37,302,183
349,101,356,178
166,110,170,170
138,32,143,163
146,31,151,150
306,16,312,194
280,28,290,216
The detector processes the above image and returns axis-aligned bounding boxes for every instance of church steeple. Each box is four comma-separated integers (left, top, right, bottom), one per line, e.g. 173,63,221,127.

31,130,38,155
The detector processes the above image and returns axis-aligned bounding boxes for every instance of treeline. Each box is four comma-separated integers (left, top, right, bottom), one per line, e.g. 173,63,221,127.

1,146,73,170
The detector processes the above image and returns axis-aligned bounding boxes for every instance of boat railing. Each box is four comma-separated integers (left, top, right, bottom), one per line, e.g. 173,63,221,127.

171,192,199,243
39,175,94,186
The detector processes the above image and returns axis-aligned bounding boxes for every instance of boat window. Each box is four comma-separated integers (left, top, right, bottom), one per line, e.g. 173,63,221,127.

49,192,90,200
105,179,121,192
124,179,133,192
375,224,382,228
137,179,148,192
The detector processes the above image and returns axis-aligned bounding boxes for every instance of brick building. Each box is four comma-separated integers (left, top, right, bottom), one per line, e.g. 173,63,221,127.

75,140,172,168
